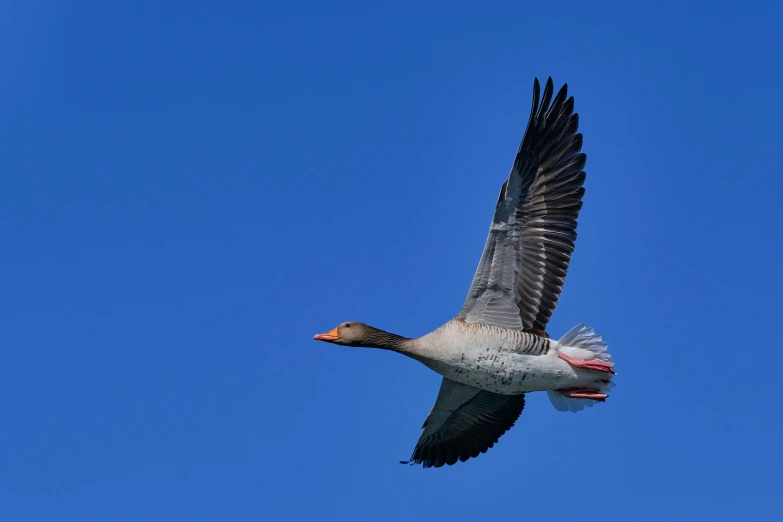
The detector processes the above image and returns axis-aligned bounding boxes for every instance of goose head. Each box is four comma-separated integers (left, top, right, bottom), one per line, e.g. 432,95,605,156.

313,322,409,351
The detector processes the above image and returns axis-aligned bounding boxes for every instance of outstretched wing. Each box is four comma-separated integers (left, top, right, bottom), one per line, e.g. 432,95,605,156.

404,378,525,468
459,77,586,333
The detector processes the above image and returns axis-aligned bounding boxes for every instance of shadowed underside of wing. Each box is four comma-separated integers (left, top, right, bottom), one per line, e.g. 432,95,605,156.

459,77,587,334
404,378,525,468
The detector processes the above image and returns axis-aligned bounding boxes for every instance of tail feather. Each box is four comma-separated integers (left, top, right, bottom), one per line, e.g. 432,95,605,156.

557,323,611,362
548,323,615,413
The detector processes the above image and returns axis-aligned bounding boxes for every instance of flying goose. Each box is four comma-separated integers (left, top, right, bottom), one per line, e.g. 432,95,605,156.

314,78,614,468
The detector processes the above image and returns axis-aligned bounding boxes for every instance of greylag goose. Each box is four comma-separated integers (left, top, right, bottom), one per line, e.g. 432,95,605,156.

314,78,614,468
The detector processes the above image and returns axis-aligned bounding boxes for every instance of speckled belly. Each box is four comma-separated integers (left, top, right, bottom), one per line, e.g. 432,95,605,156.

425,347,579,395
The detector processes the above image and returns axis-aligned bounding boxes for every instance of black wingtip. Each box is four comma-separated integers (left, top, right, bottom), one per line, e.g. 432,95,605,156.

531,78,541,111
538,78,555,118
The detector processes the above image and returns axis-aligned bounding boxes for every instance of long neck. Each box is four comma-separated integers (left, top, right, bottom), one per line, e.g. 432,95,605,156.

360,326,412,352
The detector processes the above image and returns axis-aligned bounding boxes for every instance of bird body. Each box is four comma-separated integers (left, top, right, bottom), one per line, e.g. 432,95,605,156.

410,319,610,396
314,77,615,467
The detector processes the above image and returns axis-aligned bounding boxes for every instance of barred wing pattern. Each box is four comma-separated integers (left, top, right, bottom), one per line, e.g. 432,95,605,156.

459,77,586,334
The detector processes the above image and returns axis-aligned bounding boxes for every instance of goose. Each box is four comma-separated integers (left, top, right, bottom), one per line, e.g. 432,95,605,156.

314,78,614,468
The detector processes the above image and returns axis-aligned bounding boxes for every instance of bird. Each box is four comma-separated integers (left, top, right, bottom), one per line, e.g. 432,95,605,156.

314,77,614,468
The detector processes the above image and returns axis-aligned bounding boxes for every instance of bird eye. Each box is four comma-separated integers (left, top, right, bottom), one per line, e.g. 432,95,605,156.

345,323,351,328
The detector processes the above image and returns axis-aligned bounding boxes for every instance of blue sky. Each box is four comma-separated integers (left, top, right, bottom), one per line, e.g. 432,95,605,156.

2,1,782,520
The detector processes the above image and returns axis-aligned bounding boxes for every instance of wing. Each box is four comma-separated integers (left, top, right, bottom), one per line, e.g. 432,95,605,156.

459,77,586,333
403,378,525,468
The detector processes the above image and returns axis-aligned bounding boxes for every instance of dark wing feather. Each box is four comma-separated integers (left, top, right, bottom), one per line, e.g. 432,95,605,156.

403,378,525,468
459,77,586,333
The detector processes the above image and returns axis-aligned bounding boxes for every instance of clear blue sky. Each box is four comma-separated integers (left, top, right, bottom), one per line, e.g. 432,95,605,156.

2,1,782,521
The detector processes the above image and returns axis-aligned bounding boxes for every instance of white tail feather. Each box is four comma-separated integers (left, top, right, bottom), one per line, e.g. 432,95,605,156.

557,323,612,363
548,323,615,413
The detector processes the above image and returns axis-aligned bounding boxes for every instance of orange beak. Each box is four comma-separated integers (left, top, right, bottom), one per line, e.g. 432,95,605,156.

313,327,340,342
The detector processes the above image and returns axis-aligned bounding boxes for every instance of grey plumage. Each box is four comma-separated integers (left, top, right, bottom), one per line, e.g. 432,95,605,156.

459,77,585,334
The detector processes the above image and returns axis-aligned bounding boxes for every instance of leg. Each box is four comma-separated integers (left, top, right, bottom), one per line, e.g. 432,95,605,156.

555,388,608,401
558,351,615,373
